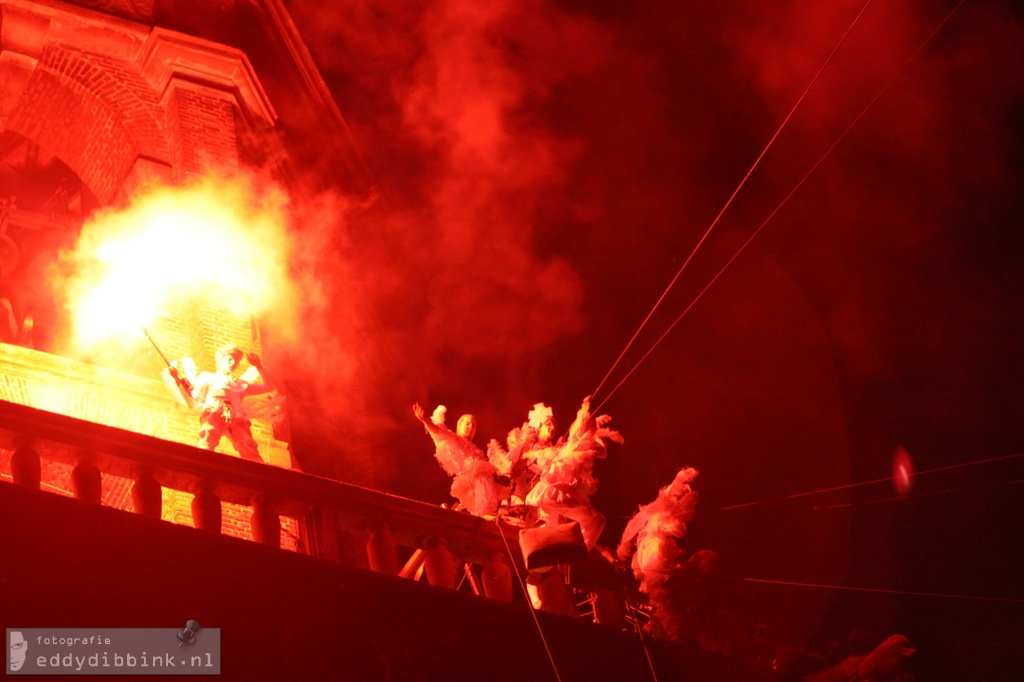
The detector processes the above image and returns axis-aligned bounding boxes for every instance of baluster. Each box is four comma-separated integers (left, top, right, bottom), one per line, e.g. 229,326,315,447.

366,522,399,575
131,470,162,519
482,551,514,602
422,535,457,589
10,443,41,489
251,496,280,548
191,486,222,533
71,458,102,504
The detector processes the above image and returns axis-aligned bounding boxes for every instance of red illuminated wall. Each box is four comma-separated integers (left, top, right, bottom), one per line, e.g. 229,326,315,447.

0,1,294,535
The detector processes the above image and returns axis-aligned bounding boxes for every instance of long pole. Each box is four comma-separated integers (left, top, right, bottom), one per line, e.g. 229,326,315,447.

141,326,195,396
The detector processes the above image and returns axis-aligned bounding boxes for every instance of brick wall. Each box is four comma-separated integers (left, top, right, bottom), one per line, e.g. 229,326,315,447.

162,79,240,184
6,45,141,205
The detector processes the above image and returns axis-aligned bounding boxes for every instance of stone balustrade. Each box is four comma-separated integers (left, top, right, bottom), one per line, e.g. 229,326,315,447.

0,399,521,601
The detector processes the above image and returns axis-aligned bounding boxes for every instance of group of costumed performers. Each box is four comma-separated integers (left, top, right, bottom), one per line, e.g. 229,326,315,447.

413,397,916,675
415,396,622,615
413,396,621,550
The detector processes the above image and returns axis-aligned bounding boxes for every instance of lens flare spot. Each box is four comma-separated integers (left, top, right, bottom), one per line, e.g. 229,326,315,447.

892,445,914,497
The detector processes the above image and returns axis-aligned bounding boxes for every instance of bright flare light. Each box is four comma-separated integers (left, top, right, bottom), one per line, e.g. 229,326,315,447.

58,174,297,359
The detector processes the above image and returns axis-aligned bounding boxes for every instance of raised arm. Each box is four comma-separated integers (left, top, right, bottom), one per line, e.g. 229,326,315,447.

240,352,275,395
413,402,442,435
567,395,594,442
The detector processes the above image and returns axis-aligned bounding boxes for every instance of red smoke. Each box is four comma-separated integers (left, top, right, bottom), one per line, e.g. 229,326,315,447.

274,0,622,484
280,0,1023,491
273,3,1023,667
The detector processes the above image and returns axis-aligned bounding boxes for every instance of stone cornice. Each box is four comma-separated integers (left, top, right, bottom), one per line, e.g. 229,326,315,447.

140,26,276,128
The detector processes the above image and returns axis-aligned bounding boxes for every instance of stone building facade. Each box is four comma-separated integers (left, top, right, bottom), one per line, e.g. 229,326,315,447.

0,0,370,537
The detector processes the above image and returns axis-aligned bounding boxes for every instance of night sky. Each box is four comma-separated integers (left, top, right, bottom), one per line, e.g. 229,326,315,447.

274,0,1022,674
